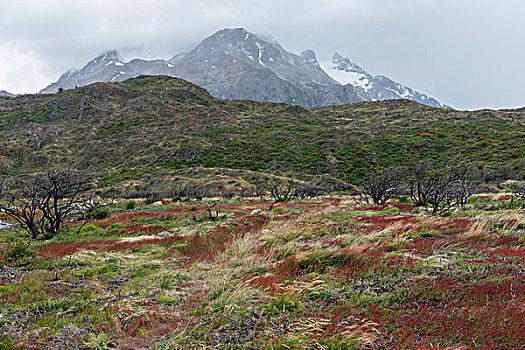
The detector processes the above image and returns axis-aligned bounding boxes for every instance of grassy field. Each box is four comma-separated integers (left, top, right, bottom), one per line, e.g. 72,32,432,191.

1,194,524,349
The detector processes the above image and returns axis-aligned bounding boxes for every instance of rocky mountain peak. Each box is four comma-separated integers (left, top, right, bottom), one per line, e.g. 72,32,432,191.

88,50,125,66
186,27,288,70
331,52,366,74
320,52,447,107
196,27,261,51
71,49,127,78
332,52,344,61
0,90,15,98
210,27,250,40
300,49,318,63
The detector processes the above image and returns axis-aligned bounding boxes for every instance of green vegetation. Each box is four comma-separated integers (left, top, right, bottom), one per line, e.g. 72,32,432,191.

0,76,523,187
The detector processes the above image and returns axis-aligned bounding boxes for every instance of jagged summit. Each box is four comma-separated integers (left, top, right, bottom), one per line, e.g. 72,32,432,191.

94,50,124,62
0,90,15,98
331,52,366,75
40,28,446,108
320,52,446,108
300,50,318,62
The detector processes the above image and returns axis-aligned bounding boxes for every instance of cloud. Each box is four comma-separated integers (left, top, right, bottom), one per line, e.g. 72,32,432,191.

0,42,49,94
0,0,523,109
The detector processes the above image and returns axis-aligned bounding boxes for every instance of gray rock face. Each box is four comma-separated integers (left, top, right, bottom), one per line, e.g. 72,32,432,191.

319,53,447,108
0,90,15,98
40,50,176,94
40,28,446,108
166,28,365,106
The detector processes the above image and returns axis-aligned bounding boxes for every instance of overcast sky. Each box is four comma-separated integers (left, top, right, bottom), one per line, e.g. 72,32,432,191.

1,0,524,110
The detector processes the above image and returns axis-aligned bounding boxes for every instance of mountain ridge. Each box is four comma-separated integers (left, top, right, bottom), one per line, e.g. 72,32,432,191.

40,28,446,108
319,52,447,108
0,90,16,98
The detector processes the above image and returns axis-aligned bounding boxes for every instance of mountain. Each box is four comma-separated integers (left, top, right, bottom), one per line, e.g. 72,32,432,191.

165,28,367,106
40,29,365,106
0,90,15,98
40,50,175,94
40,28,445,108
319,53,447,108
7,76,524,184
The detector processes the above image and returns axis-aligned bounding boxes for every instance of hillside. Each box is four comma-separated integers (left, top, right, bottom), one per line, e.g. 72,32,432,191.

1,76,524,185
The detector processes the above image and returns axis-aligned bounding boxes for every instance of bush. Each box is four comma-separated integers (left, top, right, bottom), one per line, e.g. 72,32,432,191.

86,208,110,220
124,201,136,210
398,196,410,203
1,242,36,266
145,197,156,205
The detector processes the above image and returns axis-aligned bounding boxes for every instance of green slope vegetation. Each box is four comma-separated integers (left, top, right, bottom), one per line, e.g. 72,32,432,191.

0,75,523,184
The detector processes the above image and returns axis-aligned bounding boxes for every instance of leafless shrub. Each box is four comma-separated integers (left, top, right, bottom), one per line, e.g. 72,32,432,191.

408,161,476,214
222,190,236,200
360,167,403,205
0,169,92,240
166,183,212,201
294,183,326,199
269,179,297,201
510,184,525,206
239,187,255,199
255,184,267,199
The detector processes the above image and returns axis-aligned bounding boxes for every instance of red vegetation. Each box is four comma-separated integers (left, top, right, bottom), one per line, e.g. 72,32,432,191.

356,204,387,211
370,275,525,349
180,215,268,263
392,203,416,212
38,236,184,258
420,217,473,234
356,214,417,234
245,274,280,291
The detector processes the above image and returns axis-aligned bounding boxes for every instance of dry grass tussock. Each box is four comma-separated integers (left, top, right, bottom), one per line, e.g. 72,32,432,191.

198,229,271,319
262,206,341,243
474,209,524,225
216,227,274,276
280,316,380,349
461,220,490,239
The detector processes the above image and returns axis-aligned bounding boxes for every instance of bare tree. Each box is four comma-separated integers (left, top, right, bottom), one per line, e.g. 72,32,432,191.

0,169,91,240
408,161,475,214
255,184,267,199
511,184,525,206
294,183,326,199
239,187,255,199
450,164,477,206
269,179,297,201
166,182,210,201
221,190,235,200
360,167,403,205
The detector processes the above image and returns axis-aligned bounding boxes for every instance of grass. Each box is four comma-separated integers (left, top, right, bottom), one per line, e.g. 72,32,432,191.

0,195,524,349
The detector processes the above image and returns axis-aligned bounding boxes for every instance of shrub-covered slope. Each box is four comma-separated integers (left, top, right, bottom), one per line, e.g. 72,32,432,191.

0,76,523,183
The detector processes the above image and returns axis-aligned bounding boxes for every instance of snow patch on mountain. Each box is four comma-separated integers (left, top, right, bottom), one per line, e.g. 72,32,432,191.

319,52,447,108
319,60,373,92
